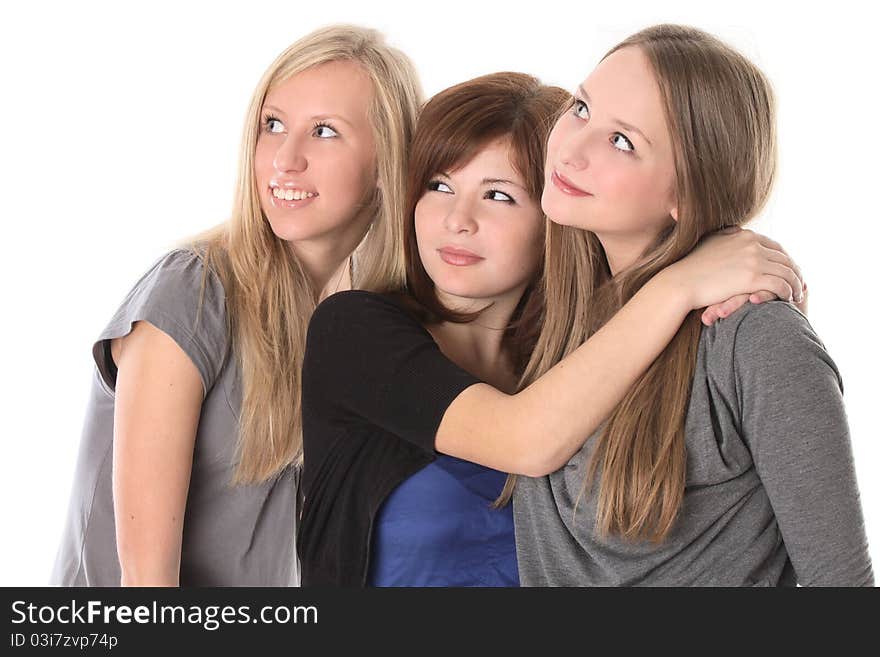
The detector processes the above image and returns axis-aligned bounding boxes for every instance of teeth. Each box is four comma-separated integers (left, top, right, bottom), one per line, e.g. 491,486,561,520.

271,187,316,201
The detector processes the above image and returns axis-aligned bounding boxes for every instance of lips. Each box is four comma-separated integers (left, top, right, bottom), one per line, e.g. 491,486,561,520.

268,181,318,209
438,246,484,266
551,170,592,197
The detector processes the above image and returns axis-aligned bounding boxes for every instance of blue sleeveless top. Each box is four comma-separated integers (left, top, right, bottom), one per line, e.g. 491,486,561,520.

368,454,519,587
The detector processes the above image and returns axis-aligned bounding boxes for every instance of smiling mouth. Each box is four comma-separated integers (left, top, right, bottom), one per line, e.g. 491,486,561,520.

551,171,592,197
270,187,317,201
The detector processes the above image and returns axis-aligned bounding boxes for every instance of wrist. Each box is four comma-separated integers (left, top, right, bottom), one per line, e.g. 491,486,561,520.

646,265,695,315
119,558,180,587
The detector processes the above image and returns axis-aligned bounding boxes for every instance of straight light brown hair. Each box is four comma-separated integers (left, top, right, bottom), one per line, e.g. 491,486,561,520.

499,25,777,540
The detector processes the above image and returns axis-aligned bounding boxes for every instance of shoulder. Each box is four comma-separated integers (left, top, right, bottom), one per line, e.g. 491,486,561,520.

706,300,812,346
114,246,228,332
701,300,840,386
304,290,438,379
706,300,821,355
136,246,226,305
309,290,421,334
97,246,231,393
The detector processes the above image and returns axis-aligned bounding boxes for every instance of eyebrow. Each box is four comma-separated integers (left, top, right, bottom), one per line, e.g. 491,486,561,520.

439,172,526,190
577,85,653,147
482,177,525,189
261,105,355,126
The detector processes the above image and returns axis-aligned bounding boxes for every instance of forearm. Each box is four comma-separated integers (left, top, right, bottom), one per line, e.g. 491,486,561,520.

438,268,693,475
113,441,191,587
113,457,189,587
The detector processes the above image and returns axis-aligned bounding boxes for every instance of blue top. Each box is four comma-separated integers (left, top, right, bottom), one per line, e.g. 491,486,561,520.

368,454,519,587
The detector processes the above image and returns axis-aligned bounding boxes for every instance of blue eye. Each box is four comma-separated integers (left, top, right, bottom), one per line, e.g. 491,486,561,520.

572,99,589,120
427,180,453,193
264,116,284,134
486,189,515,203
313,122,339,138
611,133,634,153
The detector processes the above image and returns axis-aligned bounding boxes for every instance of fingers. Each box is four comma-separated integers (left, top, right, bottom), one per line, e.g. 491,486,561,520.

703,289,782,325
794,281,809,316
759,245,804,294
763,261,804,302
748,290,778,305
746,229,806,298
751,231,784,253
702,293,752,325
755,273,794,303
718,293,751,317
701,303,723,325
718,294,748,317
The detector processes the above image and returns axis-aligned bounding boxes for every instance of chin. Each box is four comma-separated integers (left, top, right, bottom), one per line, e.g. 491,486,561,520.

544,207,593,230
265,217,333,243
544,196,611,232
431,278,480,301
541,189,583,229
432,277,497,304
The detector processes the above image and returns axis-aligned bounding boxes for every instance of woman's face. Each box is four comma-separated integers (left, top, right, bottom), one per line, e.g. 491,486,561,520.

542,46,678,252
415,138,544,310
254,60,377,246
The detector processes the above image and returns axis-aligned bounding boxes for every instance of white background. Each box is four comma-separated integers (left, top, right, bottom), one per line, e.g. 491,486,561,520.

1,0,876,585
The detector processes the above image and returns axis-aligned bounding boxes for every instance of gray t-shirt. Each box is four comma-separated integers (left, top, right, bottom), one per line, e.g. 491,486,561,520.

51,249,300,586
514,301,874,586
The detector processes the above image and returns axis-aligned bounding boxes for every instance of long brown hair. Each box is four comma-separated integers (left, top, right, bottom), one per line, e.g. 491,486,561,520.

402,72,570,377
192,25,422,484
500,25,777,541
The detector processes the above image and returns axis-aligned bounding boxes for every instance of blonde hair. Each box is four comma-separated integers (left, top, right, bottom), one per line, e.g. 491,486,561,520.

193,25,422,484
499,25,776,541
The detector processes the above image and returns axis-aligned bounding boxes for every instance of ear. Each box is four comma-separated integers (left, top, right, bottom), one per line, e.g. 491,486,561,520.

667,186,679,222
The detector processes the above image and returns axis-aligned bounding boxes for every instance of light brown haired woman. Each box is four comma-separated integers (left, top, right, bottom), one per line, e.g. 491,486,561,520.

51,24,422,586
510,24,873,586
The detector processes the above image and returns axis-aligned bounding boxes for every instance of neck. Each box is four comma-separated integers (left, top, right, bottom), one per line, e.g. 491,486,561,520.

427,286,527,393
287,206,373,298
596,230,658,277
288,239,354,300
320,255,353,301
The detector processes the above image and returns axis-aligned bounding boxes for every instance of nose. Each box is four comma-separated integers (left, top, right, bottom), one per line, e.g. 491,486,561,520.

556,125,591,172
272,134,308,173
443,197,478,235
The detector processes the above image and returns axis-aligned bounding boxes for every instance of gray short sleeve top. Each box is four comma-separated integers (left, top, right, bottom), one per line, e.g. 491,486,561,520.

52,248,300,586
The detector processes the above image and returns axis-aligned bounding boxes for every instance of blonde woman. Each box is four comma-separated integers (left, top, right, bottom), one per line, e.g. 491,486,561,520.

51,25,421,586
510,25,873,586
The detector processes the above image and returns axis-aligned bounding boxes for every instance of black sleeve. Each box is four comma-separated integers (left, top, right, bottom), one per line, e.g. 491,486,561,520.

302,290,481,454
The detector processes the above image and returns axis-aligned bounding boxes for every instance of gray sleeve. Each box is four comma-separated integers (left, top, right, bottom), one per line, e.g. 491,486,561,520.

733,302,874,586
93,248,230,397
